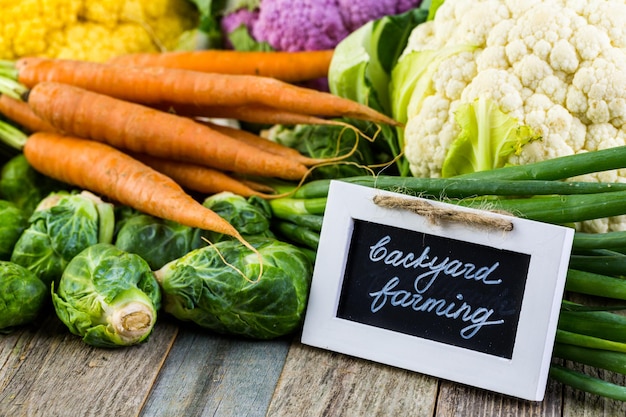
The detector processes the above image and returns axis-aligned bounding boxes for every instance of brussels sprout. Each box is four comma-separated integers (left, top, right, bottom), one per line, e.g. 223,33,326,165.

52,243,161,348
155,238,312,339
201,192,273,242
0,154,67,215
11,190,115,286
115,213,205,270
0,261,47,331
0,200,28,260
265,122,378,179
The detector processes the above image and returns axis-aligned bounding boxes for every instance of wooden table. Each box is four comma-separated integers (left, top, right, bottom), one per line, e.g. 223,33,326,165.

2,314,625,417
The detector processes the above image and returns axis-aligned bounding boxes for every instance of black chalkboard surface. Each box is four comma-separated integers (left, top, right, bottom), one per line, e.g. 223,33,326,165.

337,219,531,359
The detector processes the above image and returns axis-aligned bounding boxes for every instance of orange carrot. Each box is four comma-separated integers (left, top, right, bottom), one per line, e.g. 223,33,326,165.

15,57,400,126
0,94,56,133
26,82,310,181
108,49,335,83
130,153,266,197
22,132,246,240
200,121,321,165
163,102,342,127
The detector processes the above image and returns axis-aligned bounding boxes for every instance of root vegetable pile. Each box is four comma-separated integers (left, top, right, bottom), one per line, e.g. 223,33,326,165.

0,54,398,242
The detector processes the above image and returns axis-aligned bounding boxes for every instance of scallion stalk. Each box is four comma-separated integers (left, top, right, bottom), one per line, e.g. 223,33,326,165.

549,365,626,401
457,145,626,181
565,269,626,300
556,329,626,353
293,176,626,199
553,343,626,375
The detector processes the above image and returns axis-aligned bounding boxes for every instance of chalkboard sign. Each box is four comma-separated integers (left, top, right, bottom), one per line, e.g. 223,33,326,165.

337,220,531,359
301,181,574,401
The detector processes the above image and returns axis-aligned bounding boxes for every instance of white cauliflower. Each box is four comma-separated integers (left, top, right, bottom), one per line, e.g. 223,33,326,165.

395,0,626,232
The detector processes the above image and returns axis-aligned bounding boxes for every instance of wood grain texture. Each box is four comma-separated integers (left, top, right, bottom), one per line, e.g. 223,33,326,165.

0,314,178,417
2,316,625,417
140,323,291,417
267,340,439,417
435,378,563,417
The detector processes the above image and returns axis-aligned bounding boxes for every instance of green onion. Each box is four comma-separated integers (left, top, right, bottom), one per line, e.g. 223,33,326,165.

457,191,626,224
457,145,626,181
553,343,626,375
565,269,626,300
0,120,27,151
273,221,320,251
556,329,626,353
549,365,626,401
268,197,327,217
574,231,626,251
569,253,626,277
558,304,626,344
271,213,323,232
293,176,626,199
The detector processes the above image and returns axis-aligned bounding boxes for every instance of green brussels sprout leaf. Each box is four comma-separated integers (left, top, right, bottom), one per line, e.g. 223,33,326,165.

0,200,27,260
52,243,161,348
115,213,205,270
11,191,115,286
0,261,47,331
155,238,312,339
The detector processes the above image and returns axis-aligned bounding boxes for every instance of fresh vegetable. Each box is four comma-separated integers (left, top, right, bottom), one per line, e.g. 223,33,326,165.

170,103,344,133
265,147,626,401
52,243,161,348
328,5,430,174
264,120,378,179
109,49,335,83
558,302,626,345
329,7,428,118
114,212,205,270
0,260,47,331
0,93,56,133
0,0,199,62
11,189,115,286
0,200,28,260
201,191,274,242
0,153,67,215
439,97,542,177
204,121,328,165
117,191,275,269
207,0,421,53
129,153,268,197
155,237,312,339
550,365,626,402
21,132,251,245
11,57,400,126
25,82,310,181
389,0,626,232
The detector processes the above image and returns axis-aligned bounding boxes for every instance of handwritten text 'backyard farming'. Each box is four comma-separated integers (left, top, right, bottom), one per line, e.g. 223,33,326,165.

367,235,505,339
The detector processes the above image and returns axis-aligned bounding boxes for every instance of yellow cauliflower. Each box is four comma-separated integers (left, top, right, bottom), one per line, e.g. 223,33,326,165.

0,0,199,62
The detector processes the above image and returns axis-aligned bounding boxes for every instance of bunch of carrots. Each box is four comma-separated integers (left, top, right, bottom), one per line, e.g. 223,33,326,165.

0,49,400,250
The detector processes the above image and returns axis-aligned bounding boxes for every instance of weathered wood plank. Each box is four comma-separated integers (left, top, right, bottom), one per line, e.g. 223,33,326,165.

267,340,439,417
435,377,563,416
140,322,292,417
0,313,178,417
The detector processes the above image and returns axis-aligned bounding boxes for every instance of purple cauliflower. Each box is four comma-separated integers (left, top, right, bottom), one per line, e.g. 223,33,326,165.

220,0,421,52
220,8,260,36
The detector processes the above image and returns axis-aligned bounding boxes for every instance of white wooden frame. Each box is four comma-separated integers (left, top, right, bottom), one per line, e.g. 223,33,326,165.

301,181,574,401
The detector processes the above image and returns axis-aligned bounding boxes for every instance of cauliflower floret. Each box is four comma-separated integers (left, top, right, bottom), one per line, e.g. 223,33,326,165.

220,0,422,52
400,0,626,231
0,0,198,62
252,0,351,51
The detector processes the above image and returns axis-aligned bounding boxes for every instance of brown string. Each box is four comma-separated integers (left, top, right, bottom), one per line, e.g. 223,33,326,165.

372,195,514,232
